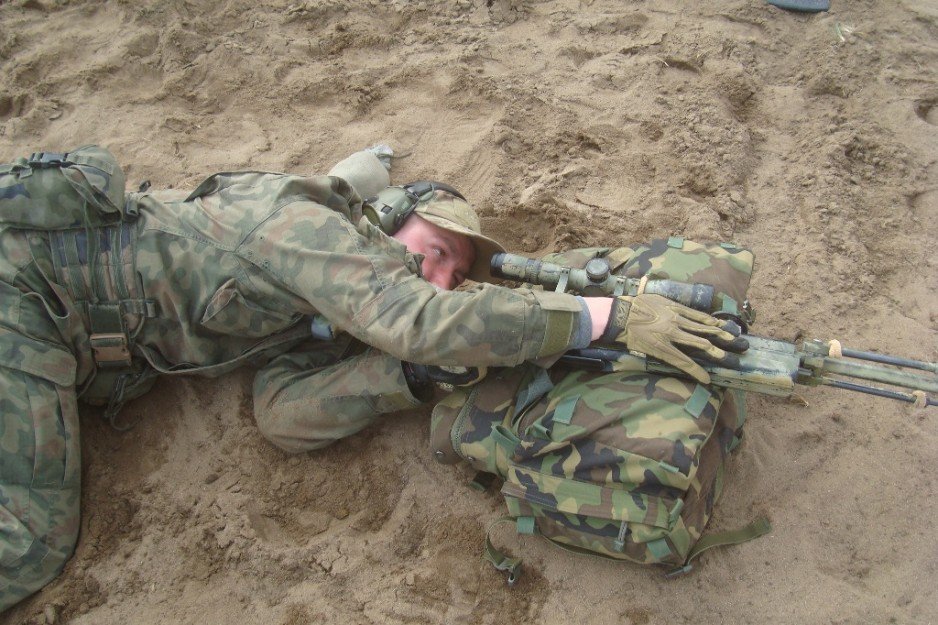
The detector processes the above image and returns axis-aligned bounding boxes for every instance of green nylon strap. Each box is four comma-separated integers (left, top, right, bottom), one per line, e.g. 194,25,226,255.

685,518,772,565
482,516,523,586
110,226,130,301
526,421,552,441
668,499,685,525
120,299,157,317
646,537,673,561
684,384,711,418
89,302,124,333
667,236,684,249
516,516,536,535
552,394,579,425
89,225,110,303
59,230,89,302
719,241,739,251
491,425,521,455
104,371,135,429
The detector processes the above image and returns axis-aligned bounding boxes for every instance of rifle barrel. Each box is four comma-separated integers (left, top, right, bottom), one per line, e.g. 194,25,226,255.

822,379,937,407
808,357,938,393
839,348,938,373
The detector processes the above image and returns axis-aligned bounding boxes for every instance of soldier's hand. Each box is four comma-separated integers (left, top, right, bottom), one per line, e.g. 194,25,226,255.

598,294,749,384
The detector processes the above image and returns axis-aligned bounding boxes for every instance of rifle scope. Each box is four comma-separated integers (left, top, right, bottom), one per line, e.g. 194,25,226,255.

490,252,715,313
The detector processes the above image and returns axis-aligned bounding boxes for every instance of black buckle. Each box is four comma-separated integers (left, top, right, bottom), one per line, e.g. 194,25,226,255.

27,152,69,168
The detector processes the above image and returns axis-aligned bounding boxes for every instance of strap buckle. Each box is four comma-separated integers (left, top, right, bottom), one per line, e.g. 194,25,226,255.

27,151,69,168
90,332,133,368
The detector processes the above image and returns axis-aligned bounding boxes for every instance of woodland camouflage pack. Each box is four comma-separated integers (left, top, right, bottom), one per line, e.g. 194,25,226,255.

431,239,771,580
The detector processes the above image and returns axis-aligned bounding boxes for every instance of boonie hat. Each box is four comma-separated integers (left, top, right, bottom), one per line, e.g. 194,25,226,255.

414,190,506,283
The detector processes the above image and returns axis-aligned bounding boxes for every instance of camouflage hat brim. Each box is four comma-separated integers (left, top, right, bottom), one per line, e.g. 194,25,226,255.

419,213,506,283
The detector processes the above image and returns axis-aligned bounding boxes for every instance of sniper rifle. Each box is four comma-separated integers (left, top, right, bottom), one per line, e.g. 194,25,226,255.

490,252,937,409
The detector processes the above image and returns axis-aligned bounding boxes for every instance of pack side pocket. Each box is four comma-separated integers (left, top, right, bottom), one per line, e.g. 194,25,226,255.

513,372,725,489
501,464,688,565
502,465,675,537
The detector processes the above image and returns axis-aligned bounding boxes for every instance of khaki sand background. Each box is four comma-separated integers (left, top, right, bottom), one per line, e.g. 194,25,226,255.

1,0,937,623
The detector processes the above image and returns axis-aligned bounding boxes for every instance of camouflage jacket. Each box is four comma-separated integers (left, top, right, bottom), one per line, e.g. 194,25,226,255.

2,171,584,401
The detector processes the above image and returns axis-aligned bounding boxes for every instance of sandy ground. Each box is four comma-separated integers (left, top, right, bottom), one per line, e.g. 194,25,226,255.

1,0,937,623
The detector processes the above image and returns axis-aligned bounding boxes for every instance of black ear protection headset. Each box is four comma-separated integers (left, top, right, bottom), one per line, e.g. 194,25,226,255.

363,180,466,235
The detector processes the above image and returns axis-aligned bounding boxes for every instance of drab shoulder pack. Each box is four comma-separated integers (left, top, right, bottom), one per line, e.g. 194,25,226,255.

431,238,771,583
0,145,129,230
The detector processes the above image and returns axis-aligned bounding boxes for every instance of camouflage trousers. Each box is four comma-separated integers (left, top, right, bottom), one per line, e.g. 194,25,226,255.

0,352,81,613
253,336,424,453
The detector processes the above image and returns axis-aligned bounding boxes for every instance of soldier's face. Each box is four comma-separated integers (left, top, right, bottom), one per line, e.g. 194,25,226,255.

392,215,476,290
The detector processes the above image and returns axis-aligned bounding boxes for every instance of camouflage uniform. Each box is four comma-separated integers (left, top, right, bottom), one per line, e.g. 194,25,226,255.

0,161,584,609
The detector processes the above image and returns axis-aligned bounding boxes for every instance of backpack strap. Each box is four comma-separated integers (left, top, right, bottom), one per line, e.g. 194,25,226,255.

482,516,524,586
664,517,772,578
24,150,117,176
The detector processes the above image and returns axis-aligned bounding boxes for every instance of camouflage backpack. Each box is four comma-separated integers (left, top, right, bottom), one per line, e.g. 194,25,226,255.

431,238,771,582
0,145,129,230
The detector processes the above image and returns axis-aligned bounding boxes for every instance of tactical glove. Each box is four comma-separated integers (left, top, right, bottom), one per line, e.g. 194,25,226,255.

599,294,749,384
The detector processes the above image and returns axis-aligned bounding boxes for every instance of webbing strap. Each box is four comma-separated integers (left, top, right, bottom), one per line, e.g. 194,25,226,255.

88,303,132,368
27,151,69,167
491,425,521,455
685,518,772,566
646,538,673,561
516,516,536,535
57,230,89,301
552,394,579,425
526,421,552,441
482,516,523,586
110,226,130,301
684,384,711,418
